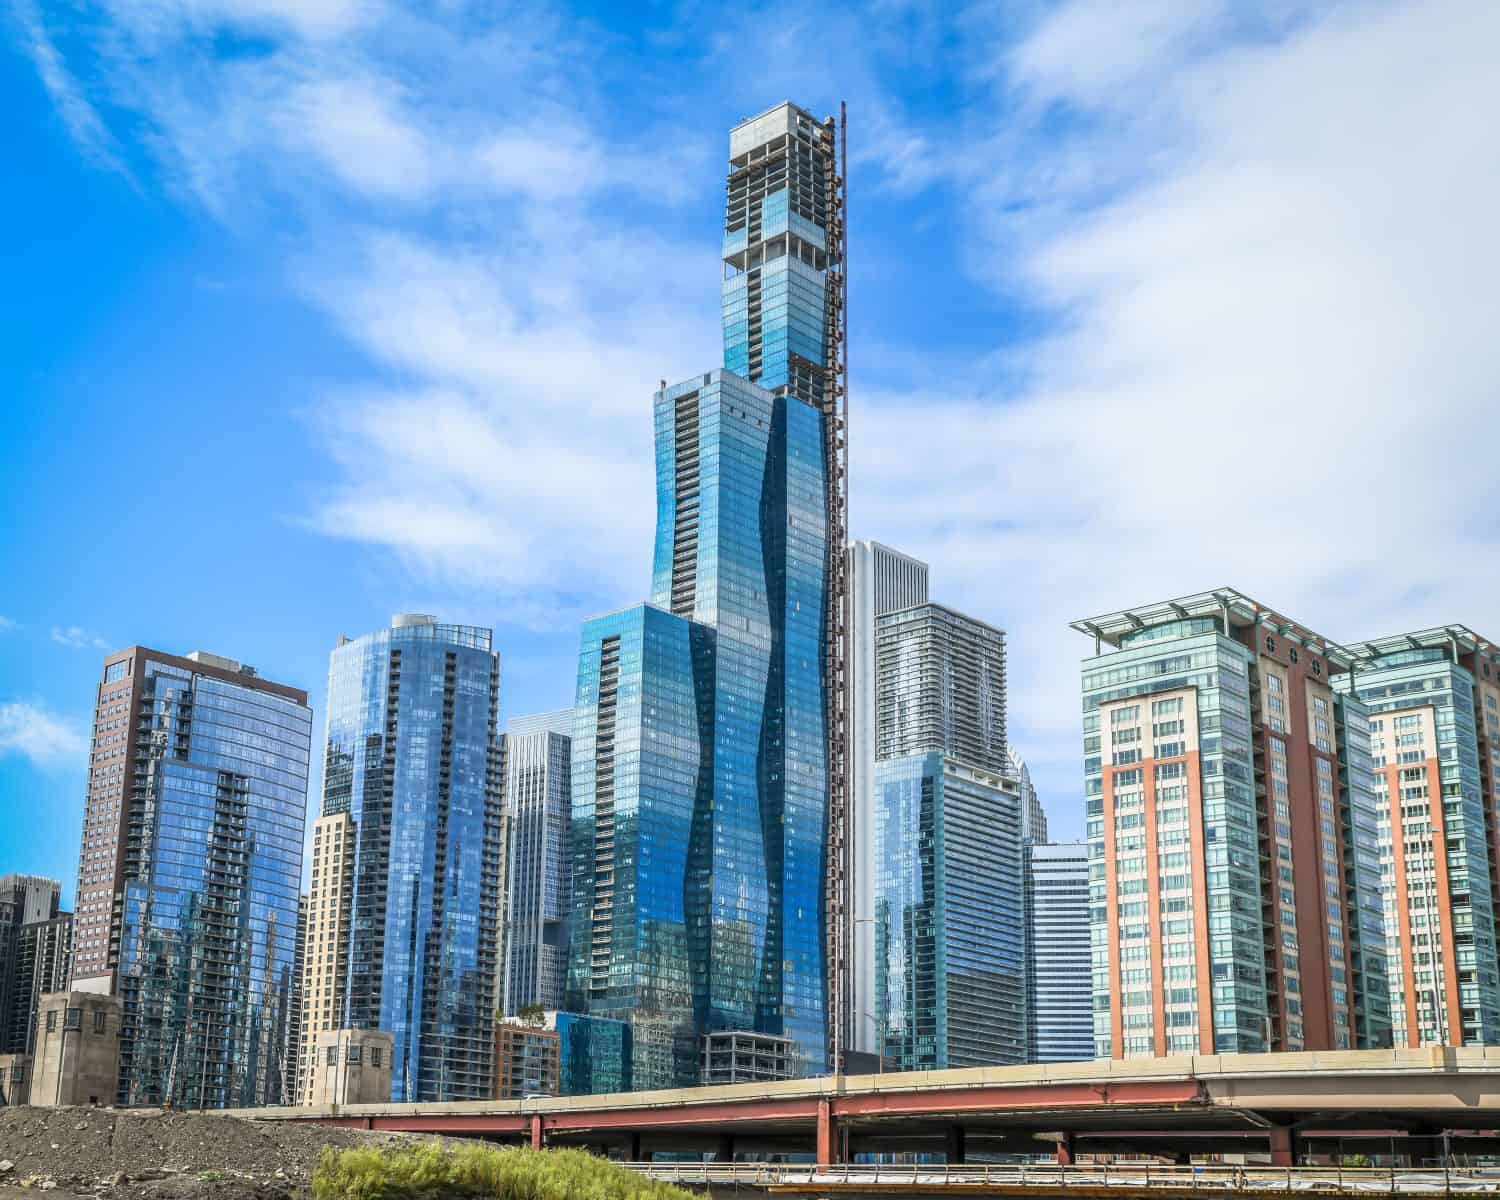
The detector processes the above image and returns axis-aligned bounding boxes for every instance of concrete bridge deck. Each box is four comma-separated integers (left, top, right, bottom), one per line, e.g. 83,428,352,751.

237,1048,1500,1166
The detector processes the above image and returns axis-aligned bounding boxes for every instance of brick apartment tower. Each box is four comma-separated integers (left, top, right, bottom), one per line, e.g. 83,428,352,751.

1074,590,1392,1059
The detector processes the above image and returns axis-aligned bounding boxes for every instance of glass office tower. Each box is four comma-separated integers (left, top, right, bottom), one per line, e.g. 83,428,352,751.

1025,843,1093,1062
99,650,312,1108
568,605,708,1088
873,604,1027,1069
568,103,838,1085
318,614,502,1101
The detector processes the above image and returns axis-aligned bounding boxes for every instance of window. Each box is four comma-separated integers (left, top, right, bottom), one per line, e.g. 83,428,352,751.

64,1008,82,1031
93,1010,107,1034
346,1045,362,1064
372,1047,383,1069
327,1045,338,1067
1265,635,1277,653
45,1010,56,1033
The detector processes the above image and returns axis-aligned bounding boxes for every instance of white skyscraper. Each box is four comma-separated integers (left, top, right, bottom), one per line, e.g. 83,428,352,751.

848,540,928,1056
501,709,574,1016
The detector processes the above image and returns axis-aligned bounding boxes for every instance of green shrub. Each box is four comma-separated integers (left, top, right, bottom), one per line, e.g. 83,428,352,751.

312,1142,696,1200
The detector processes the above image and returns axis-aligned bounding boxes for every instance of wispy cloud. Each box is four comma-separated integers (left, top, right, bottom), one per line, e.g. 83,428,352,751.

10,0,134,180
50,626,110,651
21,0,1500,832
0,617,15,632
848,0,1500,821
0,701,90,769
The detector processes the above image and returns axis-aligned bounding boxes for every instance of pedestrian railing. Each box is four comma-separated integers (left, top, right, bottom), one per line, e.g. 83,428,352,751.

621,1162,1500,1194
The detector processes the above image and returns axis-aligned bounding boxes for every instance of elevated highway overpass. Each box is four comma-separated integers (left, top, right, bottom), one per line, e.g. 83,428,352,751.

238,1048,1500,1166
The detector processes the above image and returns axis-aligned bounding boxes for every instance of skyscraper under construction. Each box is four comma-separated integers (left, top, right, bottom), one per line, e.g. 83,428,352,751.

568,102,848,1083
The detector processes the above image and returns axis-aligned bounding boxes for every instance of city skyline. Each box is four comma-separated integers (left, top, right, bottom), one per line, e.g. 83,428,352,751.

5,0,1500,912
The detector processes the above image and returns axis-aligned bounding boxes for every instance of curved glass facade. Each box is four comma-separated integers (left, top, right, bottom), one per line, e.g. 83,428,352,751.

321,617,502,1101
569,102,834,1086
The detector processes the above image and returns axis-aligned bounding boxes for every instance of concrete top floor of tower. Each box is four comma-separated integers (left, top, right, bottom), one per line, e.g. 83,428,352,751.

878,599,1007,643
333,612,492,653
1070,586,1357,671
505,708,574,740
729,101,834,161
100,645,308,705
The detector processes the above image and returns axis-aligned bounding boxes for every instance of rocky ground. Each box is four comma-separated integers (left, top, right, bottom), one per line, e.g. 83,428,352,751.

0,1106,452,1200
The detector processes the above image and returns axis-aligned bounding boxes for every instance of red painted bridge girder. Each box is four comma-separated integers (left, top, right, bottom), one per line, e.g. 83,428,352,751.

310,1077,1206,1136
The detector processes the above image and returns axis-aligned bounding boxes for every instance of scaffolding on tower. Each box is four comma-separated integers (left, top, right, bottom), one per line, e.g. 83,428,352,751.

822,102,851,1074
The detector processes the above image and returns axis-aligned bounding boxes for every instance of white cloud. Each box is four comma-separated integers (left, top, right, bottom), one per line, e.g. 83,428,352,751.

50,626,110,651
0,702,90,769
23,0,1499,840
298,221,716,620
281,75,435,202
849,0,1500,833
98,0,368,44
11,0,133,179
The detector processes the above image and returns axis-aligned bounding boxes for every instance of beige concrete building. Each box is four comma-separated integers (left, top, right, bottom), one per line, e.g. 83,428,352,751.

305,1029,392,1106
299,813,355,1103
30,992,120,1107
0,1053,31,1105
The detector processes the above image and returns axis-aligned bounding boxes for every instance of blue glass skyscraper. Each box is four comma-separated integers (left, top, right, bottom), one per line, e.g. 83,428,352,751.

91,648,312,1109
569,103,842,1083
872,605,1028,1070
317,614,502,1101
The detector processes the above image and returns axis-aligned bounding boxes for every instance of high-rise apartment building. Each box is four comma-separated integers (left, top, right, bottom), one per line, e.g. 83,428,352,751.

1073,590,1391,1059
1337,626,1500,1047
311,614,502,1102
1011,751,1048,846
568,604,709,1089
873,603,1028,1069
70,647,311,1106
848,541,929,1057
1025,843,1093,1062
287,893,306,1102
501,710,573,1016
0,876,70,1057
299,813,354,1102
568,102,844,1085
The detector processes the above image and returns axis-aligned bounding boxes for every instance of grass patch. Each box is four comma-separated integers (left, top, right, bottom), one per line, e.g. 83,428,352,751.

313,1142,696,1200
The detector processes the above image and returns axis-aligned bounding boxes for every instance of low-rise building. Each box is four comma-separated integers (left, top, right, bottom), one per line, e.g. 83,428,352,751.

305,1029,393,1107
494,1021,560,1099
30,992,120,1107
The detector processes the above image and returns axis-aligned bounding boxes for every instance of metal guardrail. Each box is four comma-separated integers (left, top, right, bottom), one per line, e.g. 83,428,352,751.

623,1162,1500,1194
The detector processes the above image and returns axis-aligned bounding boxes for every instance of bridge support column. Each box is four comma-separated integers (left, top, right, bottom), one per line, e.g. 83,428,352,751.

1269,1127,1294,1167
530,1115,543,1152
716,1134,735,1163
1055,1134,1075,1166
817,1099,840,1165
628,1133,642,1162
945,1125,966,1165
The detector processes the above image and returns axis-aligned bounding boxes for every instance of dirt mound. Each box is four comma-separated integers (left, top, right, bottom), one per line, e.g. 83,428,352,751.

0,1107,440,1199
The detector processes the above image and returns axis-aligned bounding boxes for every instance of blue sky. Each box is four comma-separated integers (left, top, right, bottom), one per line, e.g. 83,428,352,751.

3,0,1497,906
